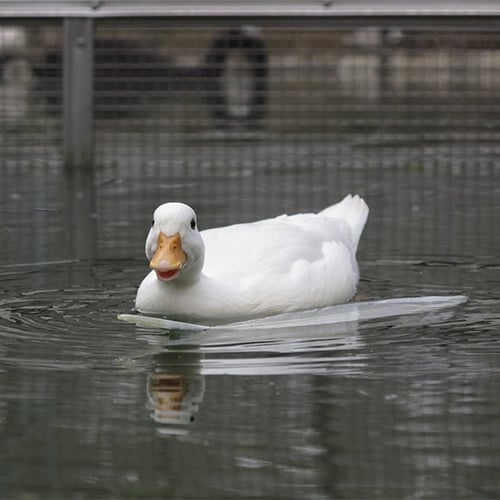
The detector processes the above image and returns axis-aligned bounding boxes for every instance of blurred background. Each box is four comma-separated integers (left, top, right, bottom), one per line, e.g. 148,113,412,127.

1,4,498,264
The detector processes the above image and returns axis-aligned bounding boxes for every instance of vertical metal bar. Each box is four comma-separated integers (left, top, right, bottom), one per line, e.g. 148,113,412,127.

378,28,390,104
63,17,94,169
65,169,96,261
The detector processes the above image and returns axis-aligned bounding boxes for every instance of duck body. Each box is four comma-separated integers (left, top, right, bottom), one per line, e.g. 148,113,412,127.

135,195,369,322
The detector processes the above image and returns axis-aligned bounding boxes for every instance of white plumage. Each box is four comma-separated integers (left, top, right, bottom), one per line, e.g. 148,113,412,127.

135,194,369,322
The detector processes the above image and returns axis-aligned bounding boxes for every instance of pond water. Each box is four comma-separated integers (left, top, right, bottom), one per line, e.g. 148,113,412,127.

1,203,499,498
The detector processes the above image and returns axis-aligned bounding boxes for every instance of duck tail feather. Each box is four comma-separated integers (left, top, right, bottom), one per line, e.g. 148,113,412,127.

320,194,369,252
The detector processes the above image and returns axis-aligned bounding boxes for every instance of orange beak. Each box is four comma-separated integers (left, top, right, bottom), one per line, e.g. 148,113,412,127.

149,232,186,282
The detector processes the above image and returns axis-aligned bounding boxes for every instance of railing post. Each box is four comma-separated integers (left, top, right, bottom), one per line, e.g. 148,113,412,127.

378,28,390,105
63,17,94,169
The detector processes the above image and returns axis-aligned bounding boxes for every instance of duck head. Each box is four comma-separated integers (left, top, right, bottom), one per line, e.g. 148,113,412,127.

145,203,205,284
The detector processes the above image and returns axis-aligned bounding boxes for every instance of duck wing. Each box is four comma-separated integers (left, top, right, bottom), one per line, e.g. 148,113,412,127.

200,211,354,283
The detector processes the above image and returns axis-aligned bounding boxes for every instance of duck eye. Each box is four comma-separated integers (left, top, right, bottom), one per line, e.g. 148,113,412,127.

151,219,155,227
190,218,196,230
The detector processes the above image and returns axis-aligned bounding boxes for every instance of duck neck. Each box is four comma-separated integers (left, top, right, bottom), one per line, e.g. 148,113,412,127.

174,259,204,285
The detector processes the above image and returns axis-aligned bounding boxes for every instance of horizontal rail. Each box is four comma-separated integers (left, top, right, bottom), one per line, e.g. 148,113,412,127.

1,0,500,18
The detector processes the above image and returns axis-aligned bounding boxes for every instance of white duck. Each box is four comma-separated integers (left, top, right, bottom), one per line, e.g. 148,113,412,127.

135,195,369,322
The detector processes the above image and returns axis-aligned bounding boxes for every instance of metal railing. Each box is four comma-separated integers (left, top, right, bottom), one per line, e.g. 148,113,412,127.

2,2,500,168
1,1,500,17
1,2,500,262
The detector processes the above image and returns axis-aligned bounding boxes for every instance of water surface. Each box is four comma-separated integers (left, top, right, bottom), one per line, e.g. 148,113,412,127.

1,257,499,499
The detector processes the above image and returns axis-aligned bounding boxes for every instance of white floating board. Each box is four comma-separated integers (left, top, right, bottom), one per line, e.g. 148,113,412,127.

118,295,467,332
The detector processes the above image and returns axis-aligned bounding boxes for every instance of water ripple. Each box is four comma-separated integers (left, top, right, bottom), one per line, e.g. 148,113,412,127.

0,282,138,372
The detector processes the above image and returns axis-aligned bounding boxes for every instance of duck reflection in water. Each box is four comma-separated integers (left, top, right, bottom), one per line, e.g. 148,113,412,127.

146,351,205,435
139,295,465,435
